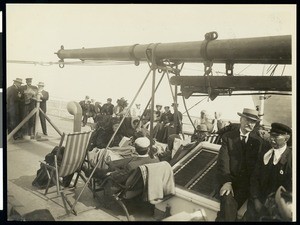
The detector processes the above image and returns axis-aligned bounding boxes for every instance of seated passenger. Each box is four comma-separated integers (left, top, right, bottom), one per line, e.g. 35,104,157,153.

87,115,114,151
191,124,209,142
154,106,174,143
83,137,160,184
193,110,214,134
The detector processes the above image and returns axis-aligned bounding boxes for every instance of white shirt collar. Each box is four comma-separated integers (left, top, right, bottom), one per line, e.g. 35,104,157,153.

239,129,250,143
273,144,287,165
263,144,287,165
137,154,150,158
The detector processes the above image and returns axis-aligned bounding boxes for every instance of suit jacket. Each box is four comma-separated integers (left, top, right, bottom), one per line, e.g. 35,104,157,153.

39,90,49,112
250,146,292,202
7,84,22,114
20,84,38,105
216,128,262,190
101,103,114,115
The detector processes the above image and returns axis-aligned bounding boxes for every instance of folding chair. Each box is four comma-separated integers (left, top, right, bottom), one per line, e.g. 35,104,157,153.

90,167,145,221
41,131,92,215
91,161,175,221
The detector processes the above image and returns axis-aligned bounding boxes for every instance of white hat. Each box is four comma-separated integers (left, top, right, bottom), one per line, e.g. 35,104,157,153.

135,137,150,148
37,82,45,86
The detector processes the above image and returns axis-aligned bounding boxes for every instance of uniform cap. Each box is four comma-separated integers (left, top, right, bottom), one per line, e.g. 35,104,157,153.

270,123,291,135
135,137,150,148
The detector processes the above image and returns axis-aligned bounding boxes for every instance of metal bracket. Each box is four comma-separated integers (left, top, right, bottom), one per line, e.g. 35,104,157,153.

58,59,65,68
200,31,218,61
226,62,234,76
146,43,160,70
129,44,140,66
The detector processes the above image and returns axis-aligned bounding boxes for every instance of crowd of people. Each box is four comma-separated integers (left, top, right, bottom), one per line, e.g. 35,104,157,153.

79,96,184,144
7,77,49,140
17,91,291,222
82,103,292,222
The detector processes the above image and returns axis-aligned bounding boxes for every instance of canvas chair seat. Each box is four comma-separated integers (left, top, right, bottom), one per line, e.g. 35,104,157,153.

41,131,92,215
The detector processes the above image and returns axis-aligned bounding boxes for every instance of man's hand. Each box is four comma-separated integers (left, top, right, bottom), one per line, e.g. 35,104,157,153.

254,198,263,213
220,182,234,196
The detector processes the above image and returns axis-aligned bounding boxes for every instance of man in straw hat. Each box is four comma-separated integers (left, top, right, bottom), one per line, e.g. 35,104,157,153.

20,78,38,138
216,108,263,221
244,122,292,221
35,82,49,135
7,78,24,140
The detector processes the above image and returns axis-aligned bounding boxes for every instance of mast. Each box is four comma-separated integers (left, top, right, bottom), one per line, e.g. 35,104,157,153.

55,35,291,65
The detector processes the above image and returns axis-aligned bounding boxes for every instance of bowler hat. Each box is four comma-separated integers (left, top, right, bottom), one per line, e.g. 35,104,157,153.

13,78,23,83
37,82,45,86
270,123,291,135
237,108,261,121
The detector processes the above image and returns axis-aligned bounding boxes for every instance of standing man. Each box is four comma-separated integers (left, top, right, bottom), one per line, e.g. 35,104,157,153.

215,108,262,221
171,103,183,135
7,78,23,140
20,78,38,138
101,98,114,116
79,96,90,127
36,82,49,136
244,122,292,221
212,111,226,133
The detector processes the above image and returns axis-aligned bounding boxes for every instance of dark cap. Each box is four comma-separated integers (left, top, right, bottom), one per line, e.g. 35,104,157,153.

107,98,112,102
270,123,291,135
26,78,32,81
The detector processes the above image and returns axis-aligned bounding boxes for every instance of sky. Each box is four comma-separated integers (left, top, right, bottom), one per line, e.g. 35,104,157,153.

6,4,296,121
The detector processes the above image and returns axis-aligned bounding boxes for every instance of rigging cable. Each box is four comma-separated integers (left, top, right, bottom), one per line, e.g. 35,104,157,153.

182,95,197,131
281,65,286,76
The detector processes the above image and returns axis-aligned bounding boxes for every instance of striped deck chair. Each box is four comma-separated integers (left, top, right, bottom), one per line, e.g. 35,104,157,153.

41,131,92,215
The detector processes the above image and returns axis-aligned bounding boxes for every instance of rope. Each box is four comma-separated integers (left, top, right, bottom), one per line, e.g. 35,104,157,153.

182,95,196,131
71,68,152,211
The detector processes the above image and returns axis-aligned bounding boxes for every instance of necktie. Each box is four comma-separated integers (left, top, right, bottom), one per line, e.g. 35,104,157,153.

240,135,247,144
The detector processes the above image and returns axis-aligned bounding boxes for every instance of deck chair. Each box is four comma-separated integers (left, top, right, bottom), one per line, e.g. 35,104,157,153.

91,161,175,221
41,131,92,215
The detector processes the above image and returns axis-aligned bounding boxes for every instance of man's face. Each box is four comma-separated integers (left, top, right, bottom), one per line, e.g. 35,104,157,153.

164,107,170,112
15,82,22,87
240,116,257,133
156,106,162,111
113,123,120,132
269,132,289,149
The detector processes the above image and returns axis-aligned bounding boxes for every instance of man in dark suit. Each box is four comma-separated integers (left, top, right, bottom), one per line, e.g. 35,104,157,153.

215,108,262,221
244,123,292,221
20,78,38,137
36,82,49,135
83,137,159,183
7,78,23,140
101,98,114,116
79,96,90,127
